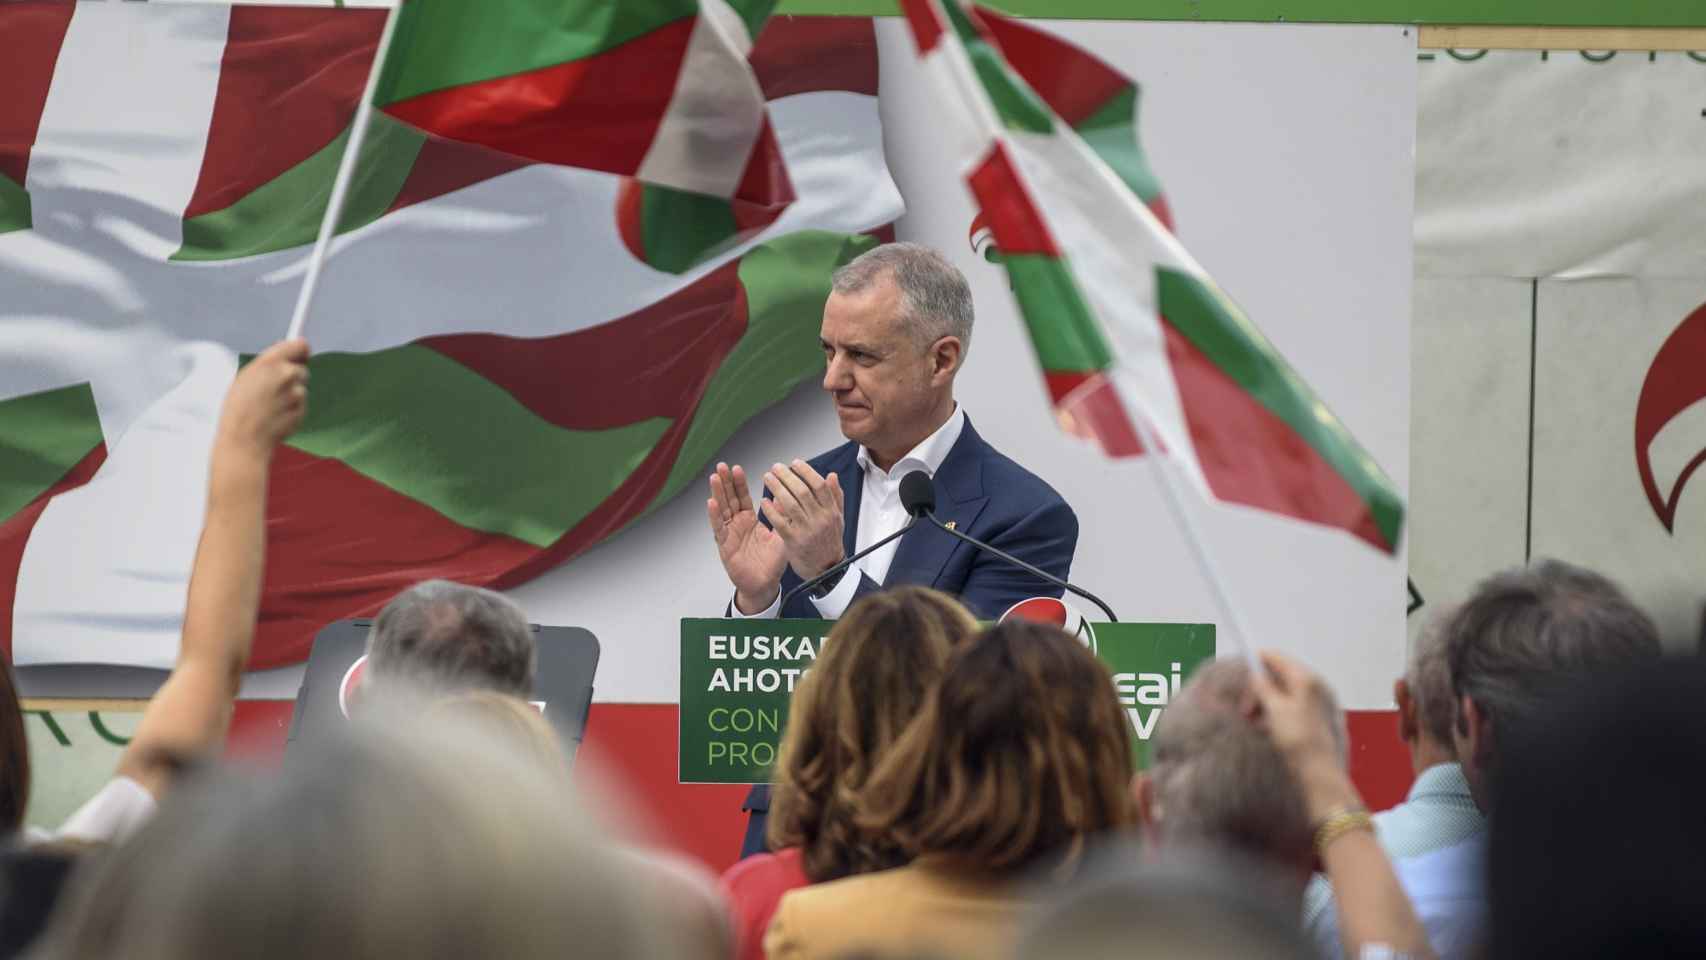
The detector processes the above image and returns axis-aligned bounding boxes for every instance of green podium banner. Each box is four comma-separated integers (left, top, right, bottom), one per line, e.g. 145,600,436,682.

679,618,1215,784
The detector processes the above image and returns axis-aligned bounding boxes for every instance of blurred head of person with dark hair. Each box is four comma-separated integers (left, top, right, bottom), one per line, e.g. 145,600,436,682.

1016,843,1316,960
364,579,536,700
33,719,682,960
764,620,1137,960
1488,657,1706,958
1443,559,1662,810
722,589,979,960
1134,659,1339,906
0,662,27,839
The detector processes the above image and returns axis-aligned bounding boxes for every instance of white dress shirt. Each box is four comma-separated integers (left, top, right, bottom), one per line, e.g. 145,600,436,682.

736,405,966,619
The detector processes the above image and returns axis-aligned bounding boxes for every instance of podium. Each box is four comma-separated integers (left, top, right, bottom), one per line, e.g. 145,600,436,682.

678,617,1214,785
287,619,600,760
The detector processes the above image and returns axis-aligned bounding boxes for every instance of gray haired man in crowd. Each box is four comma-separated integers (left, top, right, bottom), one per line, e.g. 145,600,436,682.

1309,558,1664,959
1134,658,1342,905
1303,615,1485,954
363,579,537,699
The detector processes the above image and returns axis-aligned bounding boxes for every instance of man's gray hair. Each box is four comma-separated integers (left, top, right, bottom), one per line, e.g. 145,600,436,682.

367,580,536,698
1444,559,1661,752
1407,611,1457,749
1148,660,1345,873
832,241,974,352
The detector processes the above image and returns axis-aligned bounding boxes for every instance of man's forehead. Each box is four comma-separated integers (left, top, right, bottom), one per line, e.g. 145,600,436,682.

822,280,906,343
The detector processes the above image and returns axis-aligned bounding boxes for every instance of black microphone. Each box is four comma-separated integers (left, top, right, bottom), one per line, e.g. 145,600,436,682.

906,473,1119,622
777,471,934,613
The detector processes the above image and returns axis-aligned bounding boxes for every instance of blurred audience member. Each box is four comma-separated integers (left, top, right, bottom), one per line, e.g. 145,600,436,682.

722,588,977,960
1251,651,1435,959
1303,614,1484,955
35,720,673,960
363,580,536,700
1134,659,1334,904
1488,658,1706,957
56,338,309,844
1,663,27,843
427,690,564,775
1445,559,1661,810
764,620,1137,959
1016,845,1316,960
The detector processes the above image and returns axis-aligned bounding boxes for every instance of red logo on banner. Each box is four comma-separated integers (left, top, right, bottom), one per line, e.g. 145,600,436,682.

999,596,1097,654
1634,301,1706,532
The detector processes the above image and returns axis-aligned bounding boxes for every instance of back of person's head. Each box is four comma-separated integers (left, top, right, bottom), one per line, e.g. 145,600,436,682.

426,689,563,775
35,720,667,960
1016,844,1315,960
366,579,535,698
768,587,978,882
0,663,26,836
1488,657,1706,957
1444,559,1661,803
858,620,1137,876
1397,610,1456,760
1139,659,1340,895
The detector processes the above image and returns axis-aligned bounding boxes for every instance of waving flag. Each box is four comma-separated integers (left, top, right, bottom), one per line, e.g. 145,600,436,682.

374,0,793,273
0,2,899,668
902,0,1403,552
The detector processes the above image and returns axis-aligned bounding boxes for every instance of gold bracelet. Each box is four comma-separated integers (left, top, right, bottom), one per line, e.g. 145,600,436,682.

1313,806,1374,856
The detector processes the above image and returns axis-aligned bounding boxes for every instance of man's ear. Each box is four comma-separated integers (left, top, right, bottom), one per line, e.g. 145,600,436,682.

1394,678,1418,745
1461,696,1494,772
929,336,963,385
1132,772,1163,846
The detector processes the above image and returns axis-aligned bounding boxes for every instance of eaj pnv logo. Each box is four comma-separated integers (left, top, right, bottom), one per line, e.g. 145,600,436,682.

1636,300,1706,534
999,596,1097,655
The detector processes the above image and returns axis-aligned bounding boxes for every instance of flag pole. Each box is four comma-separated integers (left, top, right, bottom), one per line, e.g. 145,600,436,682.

1124,402,1265,674
285,2,402,341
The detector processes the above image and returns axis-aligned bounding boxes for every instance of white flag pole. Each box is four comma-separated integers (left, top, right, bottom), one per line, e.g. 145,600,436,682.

284,3,402,342
1123,404,1265,674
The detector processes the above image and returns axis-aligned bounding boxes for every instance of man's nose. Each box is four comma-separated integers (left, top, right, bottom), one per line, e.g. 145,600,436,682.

823,354,853,392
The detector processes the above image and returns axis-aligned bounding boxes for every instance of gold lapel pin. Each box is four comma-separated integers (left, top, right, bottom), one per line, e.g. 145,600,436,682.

944,521,957,531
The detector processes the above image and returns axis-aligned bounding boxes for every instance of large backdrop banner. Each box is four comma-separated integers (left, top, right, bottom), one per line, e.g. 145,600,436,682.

1,5,1417,712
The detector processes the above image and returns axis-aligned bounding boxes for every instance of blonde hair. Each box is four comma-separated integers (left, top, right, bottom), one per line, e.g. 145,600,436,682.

428,689,565,776
767,587,979,881
856,621,1138,875
36,720,664,959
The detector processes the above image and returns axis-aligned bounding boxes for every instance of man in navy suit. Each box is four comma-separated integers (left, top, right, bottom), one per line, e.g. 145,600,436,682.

703,242,1078,857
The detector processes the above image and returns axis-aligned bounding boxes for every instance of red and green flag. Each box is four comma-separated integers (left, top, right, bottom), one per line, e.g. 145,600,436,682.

0,3,898,669
902,0,1404,552
372,0,794,274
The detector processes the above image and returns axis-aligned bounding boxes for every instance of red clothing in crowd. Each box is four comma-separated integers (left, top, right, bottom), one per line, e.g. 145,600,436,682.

718,847,810,960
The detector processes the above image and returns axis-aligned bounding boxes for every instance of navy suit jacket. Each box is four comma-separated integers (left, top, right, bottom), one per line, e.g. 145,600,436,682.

738,415,1078,857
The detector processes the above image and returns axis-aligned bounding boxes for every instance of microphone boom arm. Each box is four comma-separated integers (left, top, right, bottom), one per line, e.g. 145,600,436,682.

778,518,915,613
920,511,1119,622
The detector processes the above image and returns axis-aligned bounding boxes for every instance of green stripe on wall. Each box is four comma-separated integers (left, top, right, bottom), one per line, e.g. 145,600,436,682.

774,0,1706,27
657,230,880,504
174,113,424,262
376,0,701,106
640,185,740,275
0,174,30,236
1156,267,1404,546
285,346,671,548
0,383,104,524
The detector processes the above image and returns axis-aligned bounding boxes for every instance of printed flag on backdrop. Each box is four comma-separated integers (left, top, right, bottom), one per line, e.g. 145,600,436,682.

0,2,899,669
902,0,1404,552
375,0,794,274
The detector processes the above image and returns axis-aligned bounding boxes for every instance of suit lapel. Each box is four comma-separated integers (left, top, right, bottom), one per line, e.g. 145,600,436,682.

840,453,864,562
886,418,991,589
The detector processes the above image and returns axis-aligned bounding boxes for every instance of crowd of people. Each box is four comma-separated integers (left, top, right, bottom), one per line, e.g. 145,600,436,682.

1,336,1700,959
